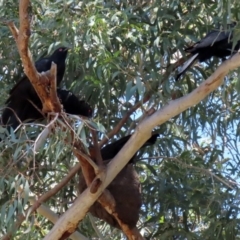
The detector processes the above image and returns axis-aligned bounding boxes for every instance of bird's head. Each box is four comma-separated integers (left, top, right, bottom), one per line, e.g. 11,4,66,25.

52,47,69,60
57,47,69,52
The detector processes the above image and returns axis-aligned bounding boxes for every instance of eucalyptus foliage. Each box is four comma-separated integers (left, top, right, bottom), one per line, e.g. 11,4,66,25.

0,0,240,239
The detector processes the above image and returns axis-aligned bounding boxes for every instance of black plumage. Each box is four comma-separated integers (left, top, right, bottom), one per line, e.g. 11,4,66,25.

176,24,240,80
1,46,88,130
57,89,92,117
7,47,69,102
101,133,159,163
79,133,159,229
2,89,92,130
2,47,69,130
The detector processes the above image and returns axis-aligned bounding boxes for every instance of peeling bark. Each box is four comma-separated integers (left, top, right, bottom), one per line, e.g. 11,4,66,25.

7,0,61,114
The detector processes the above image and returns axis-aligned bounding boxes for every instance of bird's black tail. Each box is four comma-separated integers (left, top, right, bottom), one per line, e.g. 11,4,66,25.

100,133,159,161
176,53,199,81
57,89,93,117
142,133,159,147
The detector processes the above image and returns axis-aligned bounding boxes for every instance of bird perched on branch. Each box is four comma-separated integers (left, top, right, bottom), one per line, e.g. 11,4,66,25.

101,133,159,163
1,46,92,130
78,133,159,229
8,47,69,101
176,23,240,80
1,89,92,130
2,46,69,128
57,89,92,117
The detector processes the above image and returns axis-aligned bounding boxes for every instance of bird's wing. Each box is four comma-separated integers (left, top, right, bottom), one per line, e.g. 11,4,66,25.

194,30,231,49
176,53,199,81
34,58,51,72
7,58,51,100
101,135,131,160
7,76,29,102
100,134,159,161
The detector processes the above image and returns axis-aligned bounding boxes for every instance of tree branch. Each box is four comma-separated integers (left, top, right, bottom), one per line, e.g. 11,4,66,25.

90,129,103,166
77,149,143,240
6,0,61,113
2,163,82,240
43,51,240,240
28,201,88,240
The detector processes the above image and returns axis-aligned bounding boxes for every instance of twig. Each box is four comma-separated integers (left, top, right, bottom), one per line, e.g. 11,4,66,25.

33,113,59,154
169,157,235,189
90,129,103,166
73,147,99,173
99,94,151,148
88,215,104,240
2,163,82,240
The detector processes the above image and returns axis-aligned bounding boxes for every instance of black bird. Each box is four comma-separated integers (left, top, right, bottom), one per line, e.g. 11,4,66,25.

2,89,93,130
79,133,159,229
57,89,92,117
1,47,71,130
101,133,159,163
7,47,69,103
176,23,240,80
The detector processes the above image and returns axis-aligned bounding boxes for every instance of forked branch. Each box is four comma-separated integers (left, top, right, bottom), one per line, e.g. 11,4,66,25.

7,0,61,113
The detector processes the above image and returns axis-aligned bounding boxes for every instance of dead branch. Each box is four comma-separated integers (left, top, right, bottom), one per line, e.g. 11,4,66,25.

73,144,99,173
90,129,103,166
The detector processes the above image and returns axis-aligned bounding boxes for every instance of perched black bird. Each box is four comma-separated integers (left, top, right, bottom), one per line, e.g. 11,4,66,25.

101,133,159,163
1,47,71,130
176,23,240,80
79,133,159,229
2,89,93,130
8,47,69,100
57,89,92,117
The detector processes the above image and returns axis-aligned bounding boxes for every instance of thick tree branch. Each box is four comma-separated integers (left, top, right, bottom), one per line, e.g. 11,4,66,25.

76,147,138,238
76,149,143,240
28,201,88,240
71,125,139,238
44,52,240,240
7,0,61,113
